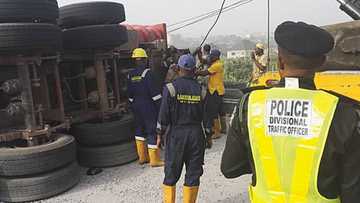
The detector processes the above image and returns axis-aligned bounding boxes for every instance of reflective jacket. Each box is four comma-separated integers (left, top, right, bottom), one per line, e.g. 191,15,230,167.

127,66,162,109
247,87,339,203
221,78,360,203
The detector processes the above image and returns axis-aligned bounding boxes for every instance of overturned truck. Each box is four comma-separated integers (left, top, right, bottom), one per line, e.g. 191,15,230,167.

0,0,78,202
0,1,169,202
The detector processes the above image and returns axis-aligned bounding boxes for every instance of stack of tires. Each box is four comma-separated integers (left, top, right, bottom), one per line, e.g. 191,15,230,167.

0,1,80,202
71,114,138,168
221,82,246,115
0,134,79,202
60,2,137,168
0,0,61,55
60,1,128,50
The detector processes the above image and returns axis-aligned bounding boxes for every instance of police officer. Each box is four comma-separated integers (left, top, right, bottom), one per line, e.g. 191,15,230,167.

196,49,225,148
158,54,205,203
127,48,164,167
221,21,360,202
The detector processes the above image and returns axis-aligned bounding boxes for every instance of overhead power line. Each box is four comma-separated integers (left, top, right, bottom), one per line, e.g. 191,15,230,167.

199,0,227,47
168,0,253,33
168,0,249,28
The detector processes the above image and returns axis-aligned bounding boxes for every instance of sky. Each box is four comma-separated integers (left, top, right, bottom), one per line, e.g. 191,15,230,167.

58,0,351,37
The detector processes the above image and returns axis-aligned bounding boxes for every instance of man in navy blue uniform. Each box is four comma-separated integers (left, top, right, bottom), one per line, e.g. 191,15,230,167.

157,54,205,203
127,48,164,167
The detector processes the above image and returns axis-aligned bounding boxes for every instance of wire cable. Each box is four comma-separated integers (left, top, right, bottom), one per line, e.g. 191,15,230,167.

168,0,252,33
199,0,226,47
168,0,248,28
168,9,220,28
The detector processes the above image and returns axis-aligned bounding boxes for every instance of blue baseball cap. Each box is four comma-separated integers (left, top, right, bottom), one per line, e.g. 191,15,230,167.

178,54,196,70
210,49,221,58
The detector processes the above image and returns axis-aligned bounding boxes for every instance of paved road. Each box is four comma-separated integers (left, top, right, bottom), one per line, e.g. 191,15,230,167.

39,135,251,203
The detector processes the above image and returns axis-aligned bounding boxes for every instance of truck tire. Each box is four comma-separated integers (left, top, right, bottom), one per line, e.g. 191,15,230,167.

0,0,59,24
71,114,135,146
59,2,125,28
0,134,76,176
0,162,80,203
77,141,138,168
0,23,62,54
63,24,128,50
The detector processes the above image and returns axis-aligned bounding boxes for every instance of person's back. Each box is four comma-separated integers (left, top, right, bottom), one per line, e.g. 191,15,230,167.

158,54,205,203
221,21,360,203
166,77,203,126
247,85,359,202
207,58,225,97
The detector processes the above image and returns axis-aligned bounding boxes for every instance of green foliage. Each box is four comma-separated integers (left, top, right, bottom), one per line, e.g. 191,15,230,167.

223,55,278,83
223,58,253,83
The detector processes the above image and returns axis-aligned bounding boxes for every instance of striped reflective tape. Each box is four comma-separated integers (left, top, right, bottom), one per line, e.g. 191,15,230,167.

141,68,150,78
148,144,158,149
153,94,162,101
135,136,146,141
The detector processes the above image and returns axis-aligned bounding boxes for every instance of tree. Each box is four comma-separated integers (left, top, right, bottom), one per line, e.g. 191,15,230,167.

223,54,278,84
224,58,253,83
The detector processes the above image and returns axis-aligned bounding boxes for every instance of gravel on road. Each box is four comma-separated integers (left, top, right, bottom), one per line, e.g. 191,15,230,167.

38,135,251,203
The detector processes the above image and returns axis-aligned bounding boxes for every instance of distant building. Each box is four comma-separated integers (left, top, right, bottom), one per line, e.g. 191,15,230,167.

227,50,251,59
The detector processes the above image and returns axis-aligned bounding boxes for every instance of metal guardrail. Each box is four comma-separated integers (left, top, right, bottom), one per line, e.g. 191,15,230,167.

337,0,360,20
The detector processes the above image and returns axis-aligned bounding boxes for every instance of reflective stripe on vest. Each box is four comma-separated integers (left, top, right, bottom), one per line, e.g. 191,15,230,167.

246,88,340,203
141,68,150,78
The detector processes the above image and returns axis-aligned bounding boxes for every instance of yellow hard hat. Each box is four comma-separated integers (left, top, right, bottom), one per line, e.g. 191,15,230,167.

132,48,148,58
256,43,264,50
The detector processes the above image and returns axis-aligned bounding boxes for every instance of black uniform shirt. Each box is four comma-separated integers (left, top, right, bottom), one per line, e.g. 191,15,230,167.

221,78,360,203
157,76,203,134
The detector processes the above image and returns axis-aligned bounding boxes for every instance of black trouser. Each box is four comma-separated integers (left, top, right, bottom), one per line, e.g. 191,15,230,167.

204,91,223,134
163,125,205,187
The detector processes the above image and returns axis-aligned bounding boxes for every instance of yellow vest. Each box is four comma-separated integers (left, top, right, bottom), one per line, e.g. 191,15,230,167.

246,88,340,203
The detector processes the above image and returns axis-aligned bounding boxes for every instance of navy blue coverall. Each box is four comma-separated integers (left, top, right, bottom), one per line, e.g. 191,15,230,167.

157,76,205,187
127,65,162,148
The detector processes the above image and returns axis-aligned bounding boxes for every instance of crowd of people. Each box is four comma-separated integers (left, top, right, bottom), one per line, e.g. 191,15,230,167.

126,20,360,203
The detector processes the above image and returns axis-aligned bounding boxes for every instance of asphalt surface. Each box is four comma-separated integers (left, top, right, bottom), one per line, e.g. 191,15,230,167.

39,135,251,203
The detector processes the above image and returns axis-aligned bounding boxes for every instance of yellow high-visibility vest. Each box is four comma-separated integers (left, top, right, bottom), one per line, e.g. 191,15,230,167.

246,88,340,203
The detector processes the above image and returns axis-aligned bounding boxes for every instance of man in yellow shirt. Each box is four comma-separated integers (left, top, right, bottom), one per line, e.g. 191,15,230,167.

196,49,225,148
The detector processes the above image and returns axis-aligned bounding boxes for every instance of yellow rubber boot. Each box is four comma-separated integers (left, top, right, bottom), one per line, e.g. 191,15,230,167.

212,117,222,139
135,140,149,165
144,145,150,162
148,148,164,167
163,185,176,203
183,186,199,203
